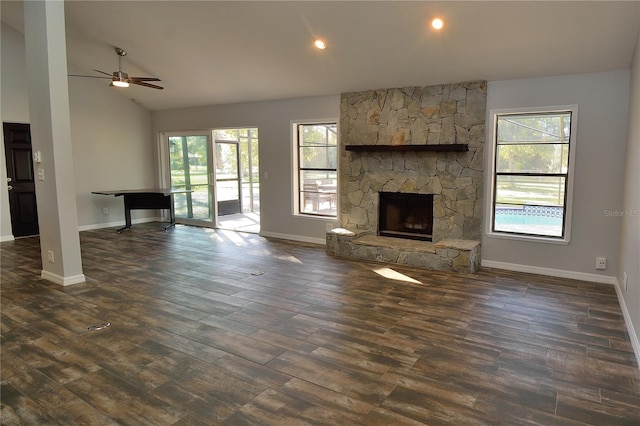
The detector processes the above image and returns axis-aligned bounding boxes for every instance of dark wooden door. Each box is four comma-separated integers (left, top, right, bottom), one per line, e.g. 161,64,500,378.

3,123,39,237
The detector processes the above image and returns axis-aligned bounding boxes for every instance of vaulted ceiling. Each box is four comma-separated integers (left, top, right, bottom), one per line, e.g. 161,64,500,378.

2,1,639,111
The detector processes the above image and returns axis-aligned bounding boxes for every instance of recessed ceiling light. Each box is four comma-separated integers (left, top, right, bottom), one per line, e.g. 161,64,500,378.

314,39,327,50
431,18,444,30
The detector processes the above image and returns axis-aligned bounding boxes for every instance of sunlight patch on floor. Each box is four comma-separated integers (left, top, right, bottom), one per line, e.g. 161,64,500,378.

218,229,253,245
218,212,260,234
275,254,303,264
374,267,422,284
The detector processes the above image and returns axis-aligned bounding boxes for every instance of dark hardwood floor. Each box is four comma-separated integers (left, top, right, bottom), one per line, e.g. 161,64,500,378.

1,223,639,425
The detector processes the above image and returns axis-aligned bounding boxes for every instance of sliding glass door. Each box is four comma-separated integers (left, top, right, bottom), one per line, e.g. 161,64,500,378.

163,129,260,231
168,132,214,225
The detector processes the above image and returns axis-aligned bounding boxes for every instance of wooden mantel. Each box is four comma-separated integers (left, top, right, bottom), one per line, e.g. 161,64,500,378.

345,144,469,152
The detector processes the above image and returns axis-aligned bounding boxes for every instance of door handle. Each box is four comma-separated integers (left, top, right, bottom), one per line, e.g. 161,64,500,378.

7,185,13,191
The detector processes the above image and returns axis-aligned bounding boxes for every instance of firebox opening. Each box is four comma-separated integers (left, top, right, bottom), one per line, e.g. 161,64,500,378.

379,192,433,241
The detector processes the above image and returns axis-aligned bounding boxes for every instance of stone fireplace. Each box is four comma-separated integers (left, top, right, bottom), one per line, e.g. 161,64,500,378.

379,192,433,241
326,81,485,273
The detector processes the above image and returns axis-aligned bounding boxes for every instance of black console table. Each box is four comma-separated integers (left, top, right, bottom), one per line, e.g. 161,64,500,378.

92,188,192,233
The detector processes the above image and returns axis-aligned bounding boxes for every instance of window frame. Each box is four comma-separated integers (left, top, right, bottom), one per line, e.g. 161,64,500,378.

485,105,578,244
292,120,339,218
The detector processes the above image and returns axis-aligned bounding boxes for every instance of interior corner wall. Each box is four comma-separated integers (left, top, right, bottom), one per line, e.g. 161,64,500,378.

618,29,640,360
1,22,156,235
152,96,340,243
482,70,630,280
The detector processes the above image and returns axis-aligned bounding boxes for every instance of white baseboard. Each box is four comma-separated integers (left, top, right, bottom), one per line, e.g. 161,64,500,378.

259,230,326,246
41,270,86,286
481,259,639,368
78,217,160,232
613,279,640,368
2,218,159,238
481,260,617,285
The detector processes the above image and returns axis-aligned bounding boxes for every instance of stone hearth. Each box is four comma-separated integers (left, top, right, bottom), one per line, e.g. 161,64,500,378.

327,229,481,273
327,81,485,273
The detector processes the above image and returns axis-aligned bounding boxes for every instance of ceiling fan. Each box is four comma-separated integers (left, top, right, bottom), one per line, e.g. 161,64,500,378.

69,47,164,90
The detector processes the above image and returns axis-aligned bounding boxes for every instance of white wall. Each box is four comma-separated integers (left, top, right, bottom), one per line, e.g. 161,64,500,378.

1,24,29,120
618,31,640,361
1,23,30,240
482,70,630,281
69,77,154,228
152,96,340,244
0,22,156,239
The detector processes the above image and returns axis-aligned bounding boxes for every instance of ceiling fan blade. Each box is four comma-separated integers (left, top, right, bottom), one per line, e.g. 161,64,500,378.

92,69,114,77
129,77,161,82
130,80,164,90
68,74,112,80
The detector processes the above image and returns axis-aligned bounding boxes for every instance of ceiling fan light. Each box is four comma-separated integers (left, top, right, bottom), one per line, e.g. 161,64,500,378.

314,39,327,50
112,79,129,88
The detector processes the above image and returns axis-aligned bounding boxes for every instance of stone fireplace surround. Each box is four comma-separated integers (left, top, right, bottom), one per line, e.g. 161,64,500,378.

326,81,485,273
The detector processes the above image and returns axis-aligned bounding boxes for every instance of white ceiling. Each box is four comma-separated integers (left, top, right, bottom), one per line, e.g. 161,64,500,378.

2,1,639,111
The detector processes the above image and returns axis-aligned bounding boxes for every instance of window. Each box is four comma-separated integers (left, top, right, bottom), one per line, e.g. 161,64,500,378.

489,107,577,242
294,122,338,217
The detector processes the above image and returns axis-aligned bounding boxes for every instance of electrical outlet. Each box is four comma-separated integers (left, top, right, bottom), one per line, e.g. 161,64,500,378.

102,207,109,215
623,272,628,292
47,250,54,263
595,257,607,270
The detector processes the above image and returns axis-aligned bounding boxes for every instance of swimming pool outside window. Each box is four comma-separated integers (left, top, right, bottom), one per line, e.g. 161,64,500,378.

489,108,577,242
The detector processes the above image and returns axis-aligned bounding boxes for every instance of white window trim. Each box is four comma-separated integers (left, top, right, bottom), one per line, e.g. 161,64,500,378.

485,105,578,245
291,119,339,218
